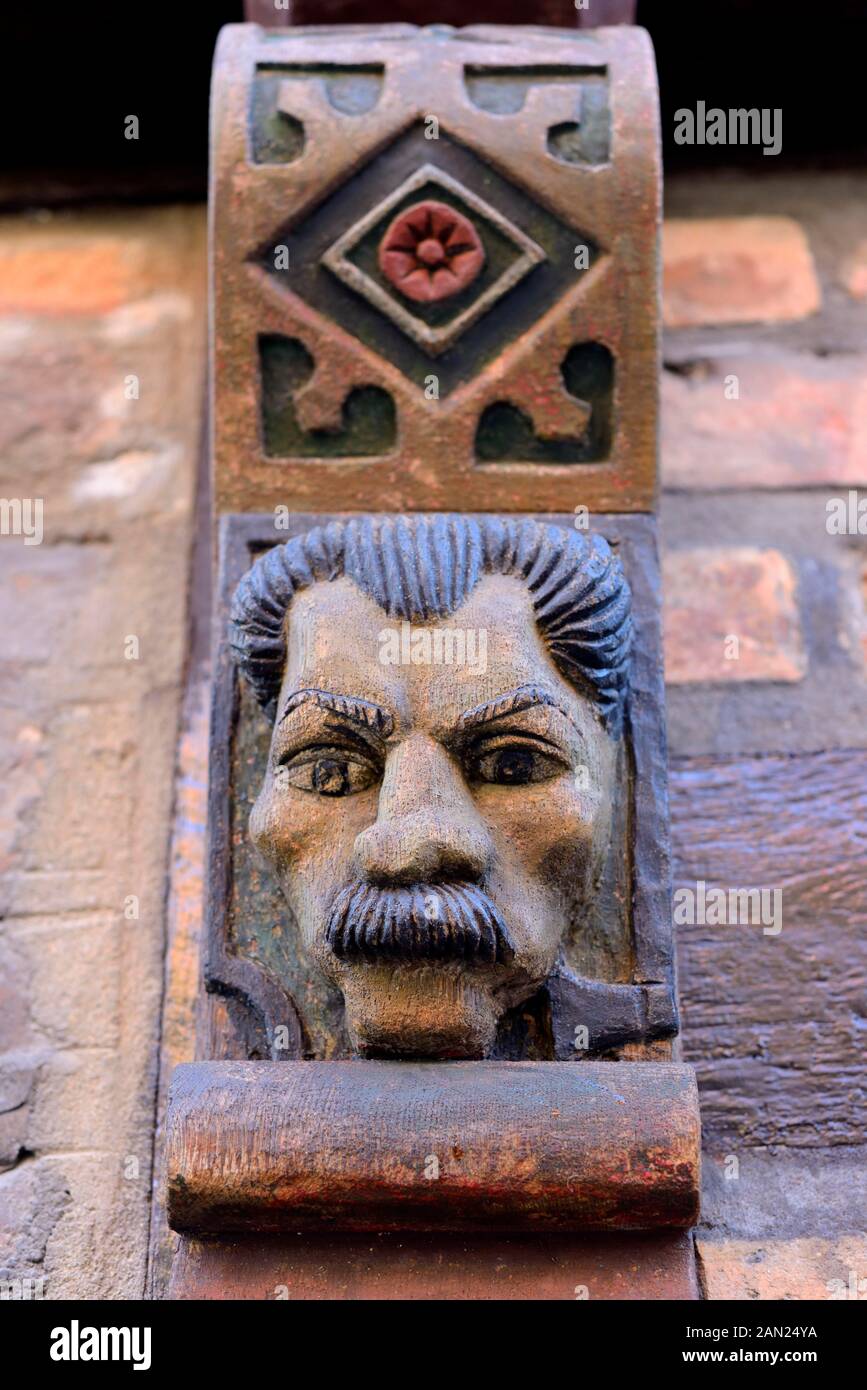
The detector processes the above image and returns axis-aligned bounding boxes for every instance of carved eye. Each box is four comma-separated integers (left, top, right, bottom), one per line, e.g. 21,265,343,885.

277,750,379,797
470,744,565,787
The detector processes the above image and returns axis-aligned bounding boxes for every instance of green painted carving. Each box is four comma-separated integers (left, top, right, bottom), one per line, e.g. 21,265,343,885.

260,336,396,457
251,66,384,164
475,342,614,463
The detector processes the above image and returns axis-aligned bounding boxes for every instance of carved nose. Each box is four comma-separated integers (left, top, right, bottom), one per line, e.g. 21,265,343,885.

354,735,492,885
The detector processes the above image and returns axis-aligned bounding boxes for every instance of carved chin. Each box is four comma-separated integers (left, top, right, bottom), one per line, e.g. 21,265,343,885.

335,964,501,1059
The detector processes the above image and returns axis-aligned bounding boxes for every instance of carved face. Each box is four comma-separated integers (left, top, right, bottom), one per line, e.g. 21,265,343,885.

249,572,617,1059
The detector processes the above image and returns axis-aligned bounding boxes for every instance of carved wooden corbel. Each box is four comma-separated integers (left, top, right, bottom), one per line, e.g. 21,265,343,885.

166,20,701,1300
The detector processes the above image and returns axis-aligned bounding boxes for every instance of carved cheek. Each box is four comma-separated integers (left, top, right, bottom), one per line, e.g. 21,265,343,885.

248,772,320,867
249,775,374,875
249,778,295,864
490,774,601,881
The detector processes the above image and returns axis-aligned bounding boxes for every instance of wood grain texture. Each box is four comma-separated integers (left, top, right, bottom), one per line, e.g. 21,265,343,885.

671,749,867,1151
166,1060,700,1234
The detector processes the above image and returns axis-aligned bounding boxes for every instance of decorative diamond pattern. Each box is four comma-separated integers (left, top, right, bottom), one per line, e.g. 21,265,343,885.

321,165,546,357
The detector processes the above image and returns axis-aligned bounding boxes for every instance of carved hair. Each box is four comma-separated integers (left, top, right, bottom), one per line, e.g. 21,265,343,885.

229,515,632,734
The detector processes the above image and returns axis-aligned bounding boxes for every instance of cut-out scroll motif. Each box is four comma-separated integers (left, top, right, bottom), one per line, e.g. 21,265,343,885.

475,342,614,463
464,64,611,164
251,65,384,163
260,336,396,457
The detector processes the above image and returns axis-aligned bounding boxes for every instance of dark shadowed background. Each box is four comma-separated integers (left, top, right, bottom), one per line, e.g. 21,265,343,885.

0,1,864,205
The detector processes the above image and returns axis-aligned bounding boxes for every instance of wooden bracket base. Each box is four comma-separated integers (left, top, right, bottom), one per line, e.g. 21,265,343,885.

166,1059,700,1299
171,18,700,1301
167,1060,700,1235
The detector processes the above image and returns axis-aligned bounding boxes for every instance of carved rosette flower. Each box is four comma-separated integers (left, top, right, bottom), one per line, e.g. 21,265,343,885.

378,200,485,304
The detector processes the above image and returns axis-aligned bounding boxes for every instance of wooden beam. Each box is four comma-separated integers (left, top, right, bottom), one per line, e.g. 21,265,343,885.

166,1060,700,1234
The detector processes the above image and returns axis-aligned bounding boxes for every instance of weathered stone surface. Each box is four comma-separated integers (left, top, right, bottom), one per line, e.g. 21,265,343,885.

841,237,867,300
0,205,205,1298
662,353,867,490
699,1149,867,1248
663,217,821,328
698,1235,867,1301
662,546,806,685
0,214,195,316
146,675,209,1297
0,938,30,1055
0,1156,70,1290
0,1056,37,1171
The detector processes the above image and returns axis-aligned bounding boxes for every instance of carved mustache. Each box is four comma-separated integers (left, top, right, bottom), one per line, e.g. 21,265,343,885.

325,881,515,965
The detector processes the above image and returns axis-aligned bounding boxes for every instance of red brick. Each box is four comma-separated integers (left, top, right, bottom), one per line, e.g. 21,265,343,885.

663,217,821,328
662,353,867,489
663,547,806,685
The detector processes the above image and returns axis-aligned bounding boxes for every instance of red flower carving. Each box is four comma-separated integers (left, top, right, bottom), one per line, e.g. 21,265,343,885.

378,200,485,304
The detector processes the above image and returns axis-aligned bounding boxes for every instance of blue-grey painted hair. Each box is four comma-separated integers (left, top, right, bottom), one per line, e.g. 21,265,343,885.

229,515,632,734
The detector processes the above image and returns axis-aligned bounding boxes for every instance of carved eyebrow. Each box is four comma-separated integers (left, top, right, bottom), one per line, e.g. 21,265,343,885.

457,684,572,732
278,688,395,738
